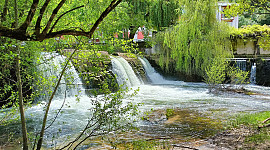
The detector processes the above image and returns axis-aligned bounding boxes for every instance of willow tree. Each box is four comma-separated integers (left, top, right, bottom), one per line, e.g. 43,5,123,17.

155,0,232,78
106,0,180,40
223,0,270,26
149,0,180,31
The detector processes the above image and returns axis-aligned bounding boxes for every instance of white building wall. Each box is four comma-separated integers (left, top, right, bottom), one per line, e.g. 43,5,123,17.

217,2,239,28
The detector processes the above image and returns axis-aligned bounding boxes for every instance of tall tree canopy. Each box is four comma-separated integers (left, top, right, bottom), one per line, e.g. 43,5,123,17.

0,0,123,41
0,0,180,42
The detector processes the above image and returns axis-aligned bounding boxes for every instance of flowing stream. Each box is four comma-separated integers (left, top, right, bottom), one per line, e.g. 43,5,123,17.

137,58,269,113
1,54,270,149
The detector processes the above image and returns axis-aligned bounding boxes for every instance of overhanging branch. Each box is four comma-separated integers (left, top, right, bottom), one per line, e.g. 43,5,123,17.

42,0,67,36
35,0,51,35
0,0,123,41
19,0,40,31
46,29,89,39
49,5,85,34
88,0,123,37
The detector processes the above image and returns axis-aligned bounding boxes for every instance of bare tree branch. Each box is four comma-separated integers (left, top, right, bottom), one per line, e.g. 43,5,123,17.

58,114,98,149
45,90,67,131
36,48,77,150
88,0,122,37
0,0,123,41
262,117,270,124
0,26,31,41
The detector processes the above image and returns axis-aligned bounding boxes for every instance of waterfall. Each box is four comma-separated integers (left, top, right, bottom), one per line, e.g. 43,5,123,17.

236,59,247,71
111,56,141,87
37,52,85,101
250,63,256,84
138,57,167,84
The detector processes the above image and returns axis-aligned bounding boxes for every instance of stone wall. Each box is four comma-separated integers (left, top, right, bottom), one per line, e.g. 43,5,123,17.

233,39,270,57
256,59,270,86
145,56,203,82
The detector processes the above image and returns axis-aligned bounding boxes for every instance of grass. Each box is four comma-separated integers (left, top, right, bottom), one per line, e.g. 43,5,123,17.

230,111,270,127
229,111,270,143
115,139,171,150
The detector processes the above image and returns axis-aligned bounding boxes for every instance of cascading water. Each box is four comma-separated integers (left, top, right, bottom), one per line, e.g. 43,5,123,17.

250,63,256,84
111,56,141,87
36,52,85,100
17,52,91,147
138,57,166,84
138,57,183,85
236,59,247,71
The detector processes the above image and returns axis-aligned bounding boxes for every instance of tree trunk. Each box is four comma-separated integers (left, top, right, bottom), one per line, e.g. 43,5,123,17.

14,1,28,149
16,47,29,150
129,25,137,40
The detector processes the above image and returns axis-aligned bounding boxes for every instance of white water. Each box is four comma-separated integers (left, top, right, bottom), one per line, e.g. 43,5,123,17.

250,63,256,84
37,52,85,99
138,57,166,84
111,56,141,87
236,59,247,71
138,57,184,85
24,52,91,145
127,57,270,116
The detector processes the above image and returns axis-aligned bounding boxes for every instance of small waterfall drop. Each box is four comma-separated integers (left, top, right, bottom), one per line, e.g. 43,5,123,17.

138,57,167,84
236,59,247,71
111,56,141,87
250,63,256,84
37,52,84,101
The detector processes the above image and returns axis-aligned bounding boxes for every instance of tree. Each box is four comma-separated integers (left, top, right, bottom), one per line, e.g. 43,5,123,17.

224,0,270,26
155,0,232,77
100,0,180,41
0,0,122,41
226,0,270,15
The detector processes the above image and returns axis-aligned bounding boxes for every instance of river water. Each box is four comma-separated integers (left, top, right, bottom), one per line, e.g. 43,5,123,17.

0,54,269,149
136,57,270,114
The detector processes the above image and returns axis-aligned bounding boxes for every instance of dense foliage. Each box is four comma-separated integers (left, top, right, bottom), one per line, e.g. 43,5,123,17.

224,0,270,26
230,24,270,50
155,0,232,77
